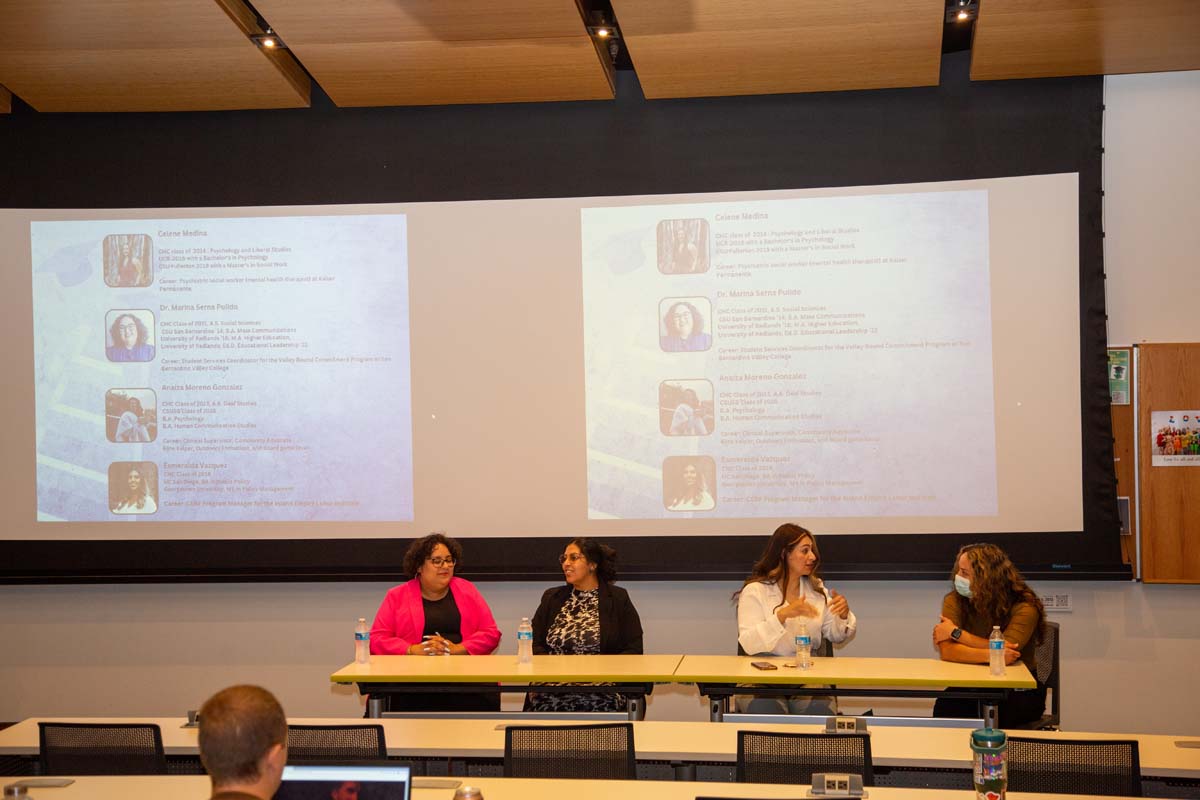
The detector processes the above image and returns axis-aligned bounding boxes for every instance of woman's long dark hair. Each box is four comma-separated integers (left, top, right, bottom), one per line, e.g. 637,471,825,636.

950,543,1045,644
733,523,826,610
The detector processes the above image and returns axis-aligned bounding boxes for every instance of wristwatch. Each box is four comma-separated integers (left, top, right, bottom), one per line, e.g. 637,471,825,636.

950,627,963,641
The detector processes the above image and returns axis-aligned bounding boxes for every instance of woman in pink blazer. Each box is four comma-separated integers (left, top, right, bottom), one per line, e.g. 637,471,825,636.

370,532,502,710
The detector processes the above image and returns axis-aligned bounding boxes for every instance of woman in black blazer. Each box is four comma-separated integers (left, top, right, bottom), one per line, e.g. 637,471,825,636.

526,537,643,712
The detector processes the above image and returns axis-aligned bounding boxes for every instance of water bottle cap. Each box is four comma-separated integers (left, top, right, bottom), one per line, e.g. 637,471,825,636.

971,727,1007,747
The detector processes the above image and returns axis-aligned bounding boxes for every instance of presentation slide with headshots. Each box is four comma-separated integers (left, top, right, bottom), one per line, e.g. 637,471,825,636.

582,189,997,520
31,214,414,522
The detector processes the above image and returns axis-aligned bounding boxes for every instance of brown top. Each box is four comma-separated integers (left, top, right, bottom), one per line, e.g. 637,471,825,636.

941,591,1039,675
211,791,269,800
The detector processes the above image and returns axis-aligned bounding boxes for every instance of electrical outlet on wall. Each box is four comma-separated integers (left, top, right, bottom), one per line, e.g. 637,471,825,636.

1040,592,1072,612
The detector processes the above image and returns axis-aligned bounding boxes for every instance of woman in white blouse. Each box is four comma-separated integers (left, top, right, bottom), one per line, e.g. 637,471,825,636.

735,523,857,714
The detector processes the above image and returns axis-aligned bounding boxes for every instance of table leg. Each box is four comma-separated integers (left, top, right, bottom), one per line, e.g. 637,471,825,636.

366,696,385,719
982,702,999,729
672,762,696,781
627,696,647,721
709,697,726,722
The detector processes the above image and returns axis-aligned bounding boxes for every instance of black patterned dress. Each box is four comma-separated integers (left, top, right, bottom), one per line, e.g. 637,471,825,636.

525,587,626,712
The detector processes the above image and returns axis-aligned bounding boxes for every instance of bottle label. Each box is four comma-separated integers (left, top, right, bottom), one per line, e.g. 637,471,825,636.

795,635,811,646
518,630,532,641
973,751,1007,800
989,639,1004,650
355,632,369,641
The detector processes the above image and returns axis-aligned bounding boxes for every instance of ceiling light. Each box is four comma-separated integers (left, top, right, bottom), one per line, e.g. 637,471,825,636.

957,9,969,20
250,29,288,50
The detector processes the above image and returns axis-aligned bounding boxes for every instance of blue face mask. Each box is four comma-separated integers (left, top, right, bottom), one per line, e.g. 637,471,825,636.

954,574,973,598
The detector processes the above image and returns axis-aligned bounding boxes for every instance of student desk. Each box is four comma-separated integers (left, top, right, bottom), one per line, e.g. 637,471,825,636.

0,774,1142,800
3,717,1197,784
331,654,686,718
673,655,1037,726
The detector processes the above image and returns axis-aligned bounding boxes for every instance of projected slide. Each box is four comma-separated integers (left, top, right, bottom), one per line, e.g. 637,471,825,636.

583,190,997,519
31,215,414,522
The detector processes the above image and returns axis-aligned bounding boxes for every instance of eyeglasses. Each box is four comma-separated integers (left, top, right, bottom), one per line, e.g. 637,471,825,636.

427,556,456,567
558,553,586,564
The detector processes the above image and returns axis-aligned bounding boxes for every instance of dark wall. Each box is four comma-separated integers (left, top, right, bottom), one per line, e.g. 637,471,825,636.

0,54,1124,582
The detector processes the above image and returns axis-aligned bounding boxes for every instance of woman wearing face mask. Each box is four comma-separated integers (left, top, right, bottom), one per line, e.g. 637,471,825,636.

931,543,1046,726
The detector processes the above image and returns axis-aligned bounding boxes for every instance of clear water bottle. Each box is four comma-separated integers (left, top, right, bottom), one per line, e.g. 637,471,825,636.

517,617,533,664
355,617,370,664
988,625,1005,676
795,632,812,670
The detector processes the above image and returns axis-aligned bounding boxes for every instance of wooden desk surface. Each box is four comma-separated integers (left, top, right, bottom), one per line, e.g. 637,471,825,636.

674,655,1037,689
4,717,1198,779
7,774,1136,800
330,654,684,683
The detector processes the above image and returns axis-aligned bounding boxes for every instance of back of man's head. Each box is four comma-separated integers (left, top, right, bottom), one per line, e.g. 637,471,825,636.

198,684,287,788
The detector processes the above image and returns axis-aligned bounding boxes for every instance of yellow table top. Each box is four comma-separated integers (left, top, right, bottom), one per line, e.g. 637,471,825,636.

5,774,1138,800
5,717,1197,778
330,653,685,683
673,654,1037,689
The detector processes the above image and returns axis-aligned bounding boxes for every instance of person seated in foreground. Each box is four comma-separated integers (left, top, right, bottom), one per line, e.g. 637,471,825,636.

198,684,288,800
735,523,857,714
931,542,1047,727
525,537,644,712
369,532,502,711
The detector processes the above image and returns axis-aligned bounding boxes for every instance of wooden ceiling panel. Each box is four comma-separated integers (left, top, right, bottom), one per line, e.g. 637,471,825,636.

0,0,309,112
252,0,614,106
291,39,614,107
612,0,945,99
972,0,1200,80
251,0,594,43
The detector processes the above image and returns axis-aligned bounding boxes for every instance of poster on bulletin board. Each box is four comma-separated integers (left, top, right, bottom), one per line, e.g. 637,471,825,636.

1150,410,1200,466
1108,349,1130,404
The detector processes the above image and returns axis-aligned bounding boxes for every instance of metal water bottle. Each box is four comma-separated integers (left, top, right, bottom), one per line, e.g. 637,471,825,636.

970,727,1007,800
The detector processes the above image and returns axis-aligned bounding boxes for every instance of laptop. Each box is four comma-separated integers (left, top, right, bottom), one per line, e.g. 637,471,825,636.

275,762,412,800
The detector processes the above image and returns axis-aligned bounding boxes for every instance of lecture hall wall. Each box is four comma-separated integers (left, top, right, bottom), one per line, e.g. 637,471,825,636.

1,70,1198,734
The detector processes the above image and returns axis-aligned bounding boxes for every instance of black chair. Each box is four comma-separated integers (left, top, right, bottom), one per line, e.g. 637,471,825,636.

1007,736,1141,797
736,730,873,786
38,722,167,775
1020,620,1061,730
286,724,387,762
503,722,635,779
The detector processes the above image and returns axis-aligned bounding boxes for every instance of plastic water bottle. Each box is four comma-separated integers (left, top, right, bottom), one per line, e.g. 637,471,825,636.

970,727,1007,799
517,617,533,664
989,625,1005,676
354,618,370,664
795,632,812,670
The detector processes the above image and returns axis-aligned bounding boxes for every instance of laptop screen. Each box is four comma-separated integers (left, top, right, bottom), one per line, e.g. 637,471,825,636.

275,763,411,800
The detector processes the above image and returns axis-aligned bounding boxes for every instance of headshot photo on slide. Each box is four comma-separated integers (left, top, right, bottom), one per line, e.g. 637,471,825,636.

663,455,717,512
105,309,156,362
659,379,715,437
103,233,153,288
659,297,713,353
106,388,157,443
108,461,158,515
657,218,710,275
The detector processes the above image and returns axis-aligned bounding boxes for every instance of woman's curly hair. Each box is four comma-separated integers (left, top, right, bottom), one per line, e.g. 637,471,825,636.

951,543,1045,643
